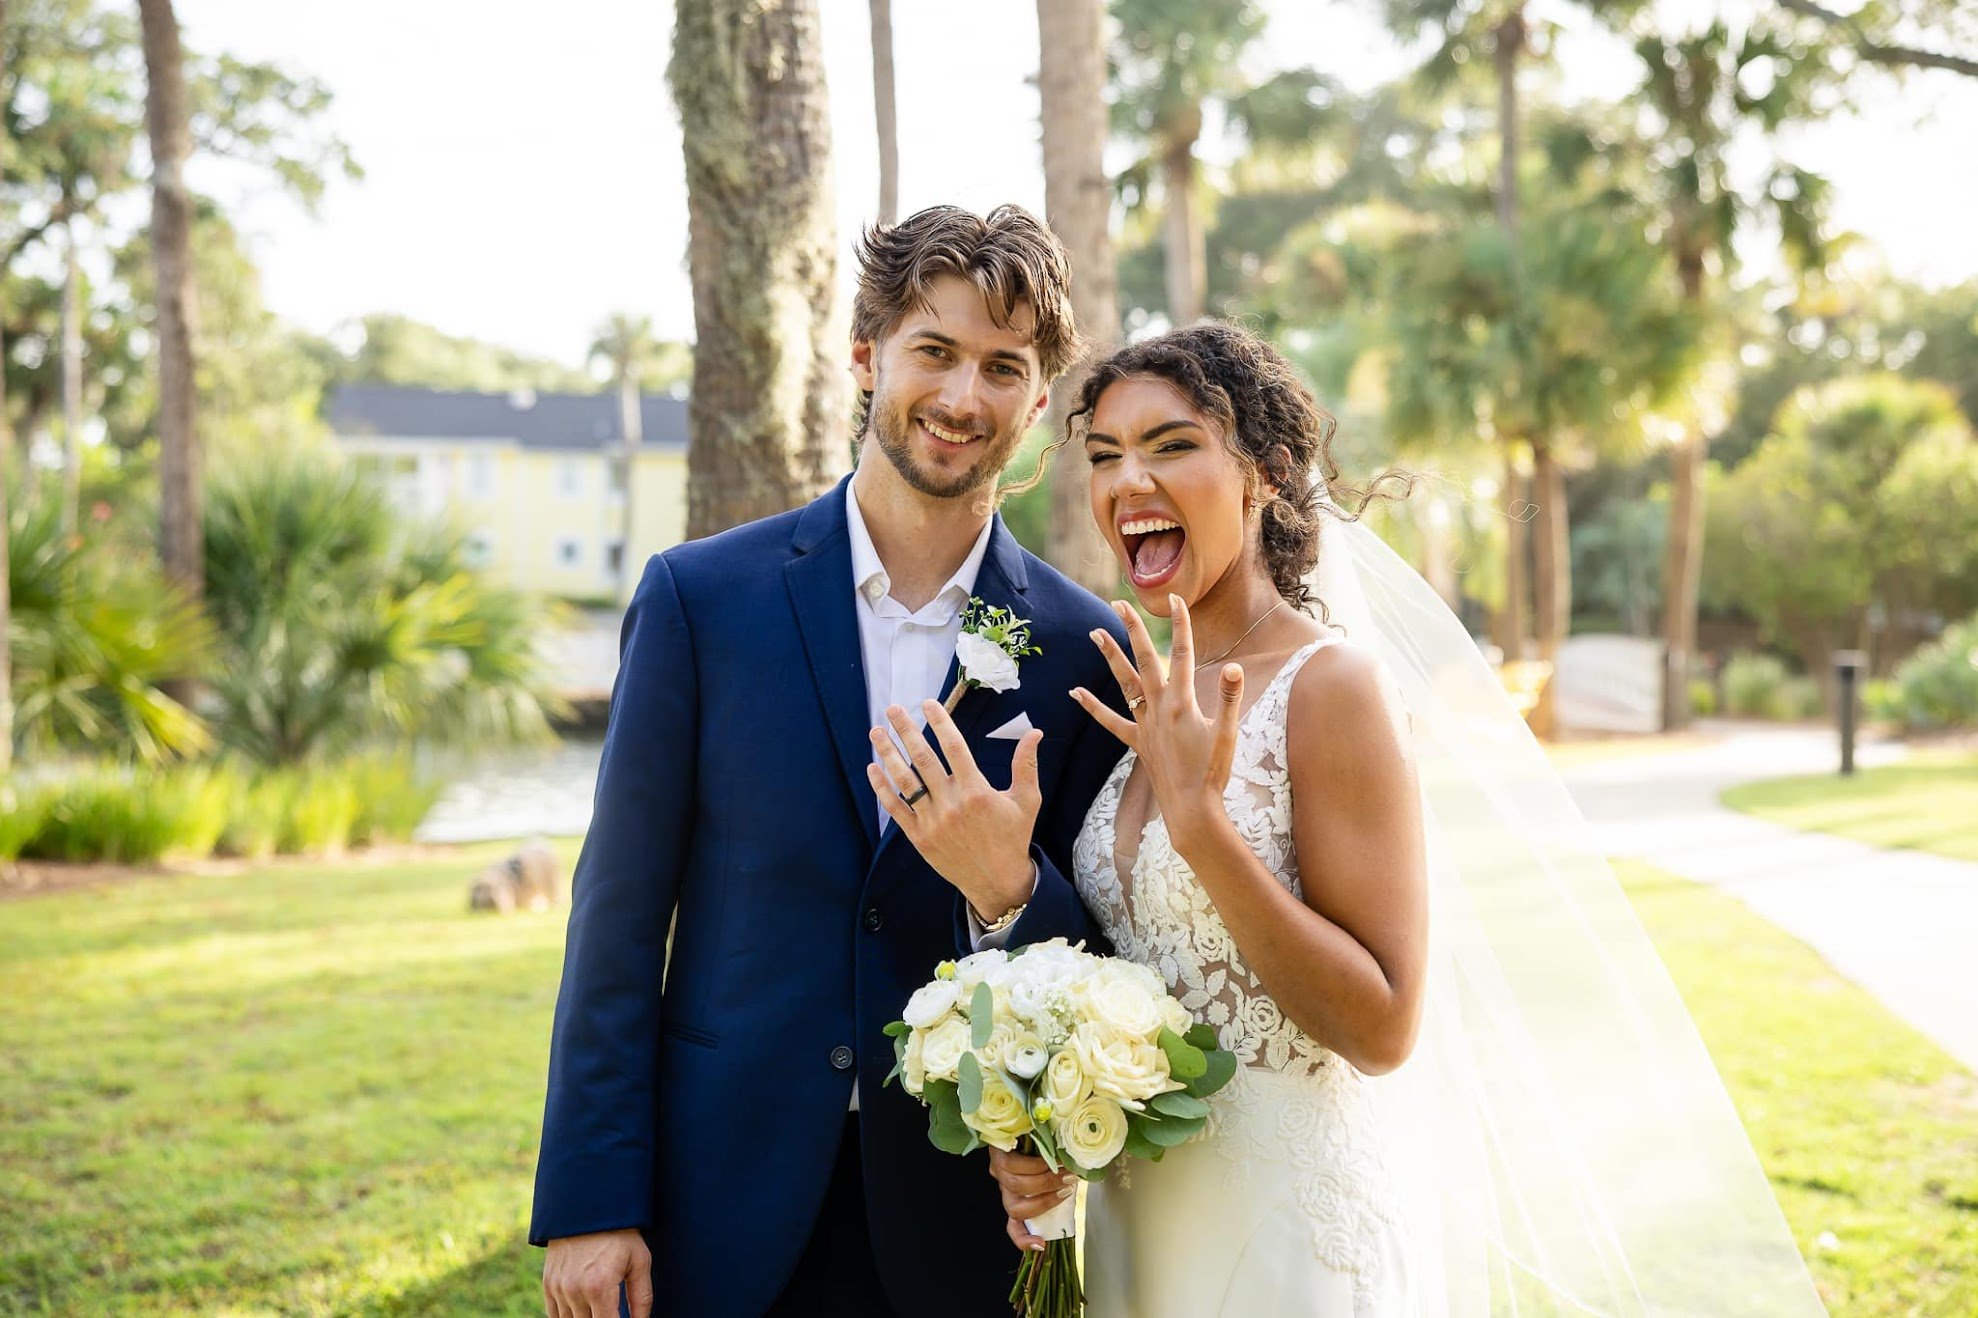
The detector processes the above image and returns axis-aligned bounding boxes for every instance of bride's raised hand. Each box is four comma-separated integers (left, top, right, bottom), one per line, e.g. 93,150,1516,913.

1071,595,1243,847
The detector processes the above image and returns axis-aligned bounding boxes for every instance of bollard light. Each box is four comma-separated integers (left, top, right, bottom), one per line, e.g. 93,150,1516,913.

1832,649,1867,777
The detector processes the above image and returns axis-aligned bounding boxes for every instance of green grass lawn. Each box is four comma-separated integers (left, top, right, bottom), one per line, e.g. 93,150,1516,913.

1619,860,1978,1314
1,848,1972,1313
1721,751,1978,863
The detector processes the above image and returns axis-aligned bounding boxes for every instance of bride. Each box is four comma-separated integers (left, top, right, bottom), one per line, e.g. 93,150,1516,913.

988,323,1826,1315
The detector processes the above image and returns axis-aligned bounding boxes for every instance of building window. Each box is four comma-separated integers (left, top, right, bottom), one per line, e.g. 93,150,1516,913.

466,454,494,498
555,536,583,568
556,460,584,498
463,532,495,568
605,540,626,577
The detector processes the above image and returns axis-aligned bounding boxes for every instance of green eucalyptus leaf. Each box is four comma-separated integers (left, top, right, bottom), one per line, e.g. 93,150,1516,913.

1123,1120,1165,1162
927,1080,975,1155
959,1051,984,1114
1183,1022,1219,1051
970,982,995,1049
1150,1091,1210,1119
1157,1027,1208,1081
1189,1048,1238,1099
883,1020,911,1038
1138,1114,1197,1148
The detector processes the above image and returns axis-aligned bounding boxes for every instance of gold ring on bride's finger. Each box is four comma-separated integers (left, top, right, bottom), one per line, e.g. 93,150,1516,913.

1127,694,1146,713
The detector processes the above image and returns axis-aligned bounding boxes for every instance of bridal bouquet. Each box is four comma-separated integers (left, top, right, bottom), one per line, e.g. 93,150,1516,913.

885,939,1237,1317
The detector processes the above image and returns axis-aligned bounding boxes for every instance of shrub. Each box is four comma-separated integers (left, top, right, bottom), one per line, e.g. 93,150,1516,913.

344,752,446,846
21,770,186,864
1724,654,1792,719
218,773,289,860
1862,678,1903,723
1689,678,1717,718
280,770,361,856
1885,614,1978,729
0,784,46,863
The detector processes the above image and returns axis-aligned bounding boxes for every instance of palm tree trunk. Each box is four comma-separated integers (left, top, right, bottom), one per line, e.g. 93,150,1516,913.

1492,448,1530,662
139,0,202,608
1036,0,1118,593
617,372,641,602
673,0,850,539
1660,252,1708,730
869,0,898,224
1530,438,1570,661
1,0,15,777
1493,6,1525,240
1160,113,1205,325
61,221,83,535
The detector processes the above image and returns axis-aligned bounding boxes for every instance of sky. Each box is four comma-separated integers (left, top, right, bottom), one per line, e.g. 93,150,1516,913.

174,0,1978,368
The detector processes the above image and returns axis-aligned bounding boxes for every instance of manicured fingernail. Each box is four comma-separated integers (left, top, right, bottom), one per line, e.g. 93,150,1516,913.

1056,1185,1076,1199
1089,630,1104,643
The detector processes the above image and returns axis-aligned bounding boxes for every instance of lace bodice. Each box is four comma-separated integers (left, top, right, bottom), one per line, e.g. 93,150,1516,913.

1072,638,1342,1078
1072,638,1404,1303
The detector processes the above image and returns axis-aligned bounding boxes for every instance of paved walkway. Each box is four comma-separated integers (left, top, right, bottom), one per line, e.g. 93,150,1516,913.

1560,723,1978,1075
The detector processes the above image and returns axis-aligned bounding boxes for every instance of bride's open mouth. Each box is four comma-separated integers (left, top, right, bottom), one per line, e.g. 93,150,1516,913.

1119,515,1186,589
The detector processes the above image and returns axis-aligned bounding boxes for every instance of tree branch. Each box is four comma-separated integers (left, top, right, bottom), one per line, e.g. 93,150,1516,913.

1777,0,1978,79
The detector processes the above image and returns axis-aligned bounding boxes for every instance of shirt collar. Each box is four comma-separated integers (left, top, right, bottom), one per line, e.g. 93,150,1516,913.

845,482,996,617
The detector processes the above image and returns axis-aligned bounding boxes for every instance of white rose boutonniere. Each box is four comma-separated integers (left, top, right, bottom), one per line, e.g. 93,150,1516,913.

942,598,1042,712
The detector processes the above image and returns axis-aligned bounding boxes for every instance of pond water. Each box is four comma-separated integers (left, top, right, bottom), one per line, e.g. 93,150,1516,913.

414,737,604,843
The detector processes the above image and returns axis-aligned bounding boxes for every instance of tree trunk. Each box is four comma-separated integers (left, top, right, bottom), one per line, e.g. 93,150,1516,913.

672,0,850,540
2,0,16,777
139,0,202,607
1529,439,1570,734
1493,6,1525,241
617,372,641,601
1036,0,1119,594
869,0,898,224
1492,448,1530,662
1159,110,1205,325
1660,253,1709,730
61,220,83,535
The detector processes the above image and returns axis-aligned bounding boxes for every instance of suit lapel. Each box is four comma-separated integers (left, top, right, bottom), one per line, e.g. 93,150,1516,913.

942,519,1031,742
786,481,883,853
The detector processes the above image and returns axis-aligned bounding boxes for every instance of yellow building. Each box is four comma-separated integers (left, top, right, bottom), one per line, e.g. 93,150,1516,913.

328,385,688,604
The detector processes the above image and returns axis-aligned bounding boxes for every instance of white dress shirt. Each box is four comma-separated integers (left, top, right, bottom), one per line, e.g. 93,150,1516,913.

843,488,1034,1108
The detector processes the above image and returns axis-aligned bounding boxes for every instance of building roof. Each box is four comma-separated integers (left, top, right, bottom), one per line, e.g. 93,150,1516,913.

326,384,689,452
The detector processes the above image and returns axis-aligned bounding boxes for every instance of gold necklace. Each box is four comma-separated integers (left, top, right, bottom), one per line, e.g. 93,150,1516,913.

1201,600,1285,666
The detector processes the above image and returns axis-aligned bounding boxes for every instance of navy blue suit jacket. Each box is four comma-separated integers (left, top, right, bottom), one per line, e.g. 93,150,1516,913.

531,478,1130,1316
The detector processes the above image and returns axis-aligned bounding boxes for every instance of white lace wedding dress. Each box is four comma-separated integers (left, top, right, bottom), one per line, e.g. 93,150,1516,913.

1071,638,1414,1316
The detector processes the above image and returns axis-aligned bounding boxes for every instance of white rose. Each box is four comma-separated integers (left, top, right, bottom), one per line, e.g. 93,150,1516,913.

1056,1095,1129,1172
902,980,962,1029
1038,1046,1091,1112
919,1016,972,1083
1160,996,1194,1038
1072,1020,1174,1104
962,1068,1035,1152
955,631,1022,693
976,1021,1018,1072
902,1029,927,1095
1076,964,1166,1040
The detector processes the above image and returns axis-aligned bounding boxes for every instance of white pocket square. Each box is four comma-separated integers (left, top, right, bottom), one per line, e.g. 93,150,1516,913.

987,712,1036,740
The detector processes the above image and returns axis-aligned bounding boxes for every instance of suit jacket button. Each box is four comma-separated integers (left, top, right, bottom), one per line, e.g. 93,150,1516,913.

862,907,883,933
830,1045,855,1071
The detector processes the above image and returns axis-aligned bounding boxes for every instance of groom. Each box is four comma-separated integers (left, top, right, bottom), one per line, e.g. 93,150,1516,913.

533,204,1128,1317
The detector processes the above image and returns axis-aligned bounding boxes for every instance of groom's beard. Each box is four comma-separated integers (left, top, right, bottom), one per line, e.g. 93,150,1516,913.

868,386,1026,501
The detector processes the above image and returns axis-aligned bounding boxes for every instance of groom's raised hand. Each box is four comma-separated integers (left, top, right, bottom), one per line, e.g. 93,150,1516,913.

543,1229,653,1318
868,700,1042,921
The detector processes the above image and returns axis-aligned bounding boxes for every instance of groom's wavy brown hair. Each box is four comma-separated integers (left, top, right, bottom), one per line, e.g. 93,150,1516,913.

850,205,1083,476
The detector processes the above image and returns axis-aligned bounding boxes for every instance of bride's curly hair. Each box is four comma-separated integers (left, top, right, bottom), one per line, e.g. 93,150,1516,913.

1065,321,1410,612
